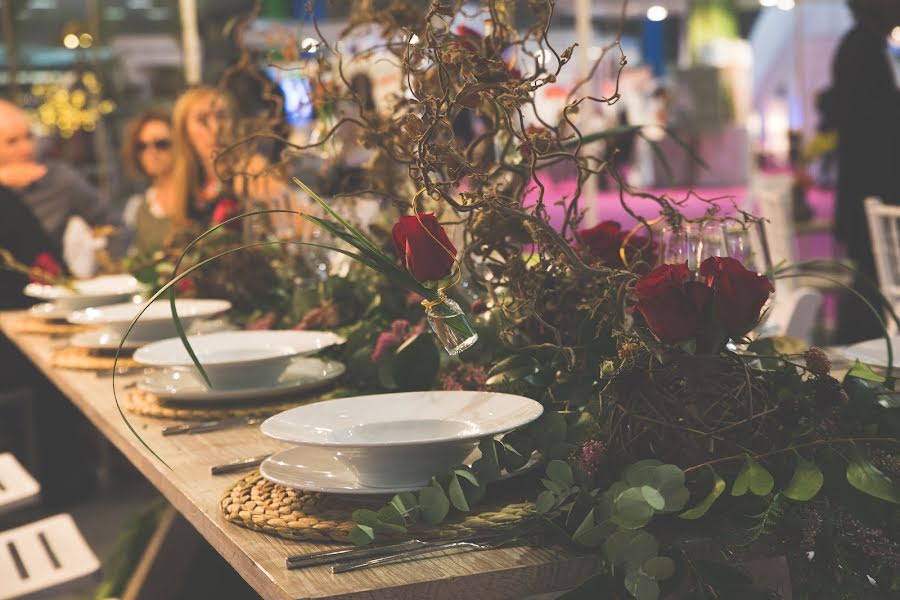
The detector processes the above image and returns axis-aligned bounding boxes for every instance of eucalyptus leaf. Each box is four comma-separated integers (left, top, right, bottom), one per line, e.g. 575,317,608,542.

349,524,375,546
623,460,663,487
472,438,502,484
419,483,451,524
454,468,479,486
732,456,774,497
605,529,659,568
783,457,824,501
847,451,900,504
390,493,419,519
640,486,665,511
624,570,660,600
351,509,380,527
536,490,556,514
547,460,575,488
376,505,405,527
679,468,726,520
642,556,676,580
847,360,886,383
448,474,470,512
612,487,654,530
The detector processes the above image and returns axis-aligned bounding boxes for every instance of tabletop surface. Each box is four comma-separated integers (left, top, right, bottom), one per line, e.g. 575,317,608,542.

0,311,599,600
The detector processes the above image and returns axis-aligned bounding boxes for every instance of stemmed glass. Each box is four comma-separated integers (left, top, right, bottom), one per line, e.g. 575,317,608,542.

659,222,727,269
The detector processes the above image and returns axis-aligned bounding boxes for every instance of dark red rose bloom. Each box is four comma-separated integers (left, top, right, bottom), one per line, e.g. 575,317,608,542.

210,197,241,227
633,263,712,343
175,277,195,294
30,252,62,284
699,257,774,335
392,213,457,282
578,221,655,269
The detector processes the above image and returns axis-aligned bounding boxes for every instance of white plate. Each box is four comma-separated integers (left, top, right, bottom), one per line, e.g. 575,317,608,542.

841,336,900,369
68,319,236,351
137,357,345,403
68,299,231,342
28,302,75,321
133,330,344,390
260,445,540,495
24,274,141,309
70,330,144,351
260,391,543,488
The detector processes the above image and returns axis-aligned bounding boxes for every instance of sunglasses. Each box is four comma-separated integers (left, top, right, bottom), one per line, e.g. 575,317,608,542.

136,139,172,152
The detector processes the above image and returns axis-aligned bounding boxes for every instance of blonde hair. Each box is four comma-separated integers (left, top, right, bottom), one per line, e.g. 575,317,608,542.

170,86,231,224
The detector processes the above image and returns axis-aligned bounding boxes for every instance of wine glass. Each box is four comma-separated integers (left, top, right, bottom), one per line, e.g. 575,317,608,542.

697,222,727,265
659,223,697,267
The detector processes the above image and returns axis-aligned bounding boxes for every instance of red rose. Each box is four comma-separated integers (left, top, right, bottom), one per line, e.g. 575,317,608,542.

30,252,62,284
392,213,457,282
210,197,241,227
578,221,655,269
699,257,774,335
633,263,712,343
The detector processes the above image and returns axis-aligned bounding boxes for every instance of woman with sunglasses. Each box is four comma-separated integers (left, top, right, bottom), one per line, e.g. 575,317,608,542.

122,109,177,253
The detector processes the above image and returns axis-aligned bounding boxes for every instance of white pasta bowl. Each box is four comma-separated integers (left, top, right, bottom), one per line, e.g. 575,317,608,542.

260,391,543,489
134,330,344,390
24,274,142,310
68,298,231,342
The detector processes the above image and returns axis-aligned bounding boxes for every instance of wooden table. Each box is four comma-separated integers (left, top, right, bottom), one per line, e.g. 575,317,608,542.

0,312,599,600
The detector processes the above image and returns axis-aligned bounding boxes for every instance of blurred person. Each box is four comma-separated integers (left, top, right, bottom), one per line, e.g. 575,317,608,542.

0,185,63,309
121,109,177,254
0,99,118,249
171,86,286,230
832,0,900,343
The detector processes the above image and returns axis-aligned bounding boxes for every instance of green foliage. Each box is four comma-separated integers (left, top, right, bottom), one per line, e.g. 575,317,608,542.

783,456,824,502
679,468,726,520
731,456,775,497
846,449,900,504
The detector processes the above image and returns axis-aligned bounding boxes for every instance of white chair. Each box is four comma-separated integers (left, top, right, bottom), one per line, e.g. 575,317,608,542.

762,286,824,342
865,197,900,333
749,171,796,295
0,453,40,516
0,514,100,599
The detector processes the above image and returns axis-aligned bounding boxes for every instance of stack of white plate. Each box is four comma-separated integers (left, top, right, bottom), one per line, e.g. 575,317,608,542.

257,391,544,494
132,330,345,403
25,274,142,320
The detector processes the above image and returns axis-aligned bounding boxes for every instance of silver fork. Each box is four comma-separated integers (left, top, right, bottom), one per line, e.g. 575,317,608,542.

331,534,527,574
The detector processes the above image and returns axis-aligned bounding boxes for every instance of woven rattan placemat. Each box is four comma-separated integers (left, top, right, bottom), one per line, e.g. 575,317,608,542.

121,387,316,421
9,317,94,336
221,470,535,544
50,346,138,370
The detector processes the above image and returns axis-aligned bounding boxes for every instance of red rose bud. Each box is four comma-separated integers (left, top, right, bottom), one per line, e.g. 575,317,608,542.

30,252,62,283
633,263,712,343
392,213,457,282
210,197,241,226
699,257,774,335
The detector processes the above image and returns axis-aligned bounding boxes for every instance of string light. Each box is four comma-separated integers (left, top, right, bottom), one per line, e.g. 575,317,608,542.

646,6,668,22
31,72,116,139
63,34,79,49
301,37,320,53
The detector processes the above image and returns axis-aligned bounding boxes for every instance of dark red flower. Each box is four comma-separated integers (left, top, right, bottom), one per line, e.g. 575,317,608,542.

371,319,423,362
578,221,655,269
30,252,62,284
175,277,195,294
392,213,457,282
577,440,608,477
210,197,241,227
633,263,712,343
699,257,774,335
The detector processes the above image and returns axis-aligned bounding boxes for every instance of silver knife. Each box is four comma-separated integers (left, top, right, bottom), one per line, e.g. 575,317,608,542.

162,416,261,436
209,454,271,475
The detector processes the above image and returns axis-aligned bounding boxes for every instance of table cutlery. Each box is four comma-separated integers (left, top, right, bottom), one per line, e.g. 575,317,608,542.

163,417,262,436
210,454,271,475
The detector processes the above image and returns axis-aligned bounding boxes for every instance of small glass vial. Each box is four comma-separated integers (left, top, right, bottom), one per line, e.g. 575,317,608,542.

424,297,478,355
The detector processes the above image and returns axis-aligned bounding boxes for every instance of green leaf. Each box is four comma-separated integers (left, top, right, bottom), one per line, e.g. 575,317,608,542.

732,456,774,497
848,360,886,383
351,509,380,526
623,460,663,487
605,529,659,568
612,487,654,529
535,490,556,514
448,474,470,512
624,570,659,600
472,438,502,484
454,468,479,486
546,460,575,488
642,556,676,580
376,505,405,527
679,468,726,520
783,457,824,501
640,486,665,511
392,333,440,391
390,493,419,519
419,482,451,524
846,450,900,504
485,365,536,386
349,524,375,546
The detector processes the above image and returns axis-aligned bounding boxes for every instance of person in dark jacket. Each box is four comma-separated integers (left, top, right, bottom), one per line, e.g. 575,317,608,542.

832,0,900,343
0,185,63,310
